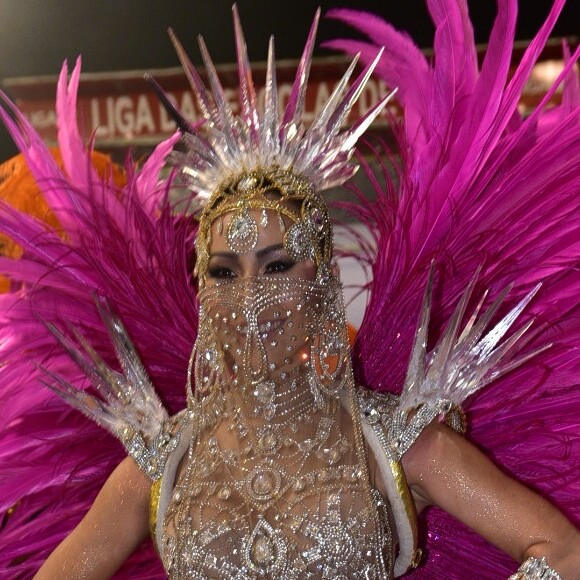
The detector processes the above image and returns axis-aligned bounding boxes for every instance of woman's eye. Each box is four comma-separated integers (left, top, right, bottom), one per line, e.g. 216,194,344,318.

265,260,295,274
207,266,236,279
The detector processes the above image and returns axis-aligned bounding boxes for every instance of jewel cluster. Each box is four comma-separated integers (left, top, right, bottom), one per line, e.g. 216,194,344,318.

508,557,562,580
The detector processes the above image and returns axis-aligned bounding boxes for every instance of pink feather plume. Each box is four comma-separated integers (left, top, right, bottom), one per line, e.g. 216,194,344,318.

0,58,196,577
328,0,580,576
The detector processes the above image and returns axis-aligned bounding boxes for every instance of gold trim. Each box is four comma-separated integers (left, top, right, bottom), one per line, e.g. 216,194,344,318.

150,478,162,544
445,403,467,434
410,548,423,569
389,459,419,560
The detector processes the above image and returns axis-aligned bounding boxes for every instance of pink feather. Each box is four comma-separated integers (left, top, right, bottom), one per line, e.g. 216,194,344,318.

0,62,196,577
330,0,580,576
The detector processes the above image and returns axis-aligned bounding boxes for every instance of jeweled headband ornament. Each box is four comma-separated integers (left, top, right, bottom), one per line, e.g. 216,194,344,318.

150,5,396,281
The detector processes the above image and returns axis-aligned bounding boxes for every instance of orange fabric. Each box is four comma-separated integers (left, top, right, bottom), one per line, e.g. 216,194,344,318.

347,322,357,347
0,148,125,291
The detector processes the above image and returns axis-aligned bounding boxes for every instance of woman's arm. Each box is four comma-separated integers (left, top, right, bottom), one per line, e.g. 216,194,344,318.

402,422,580,578
34,456,152,579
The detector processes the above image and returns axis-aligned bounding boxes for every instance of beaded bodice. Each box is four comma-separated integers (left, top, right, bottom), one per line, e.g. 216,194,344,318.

160,389,393,579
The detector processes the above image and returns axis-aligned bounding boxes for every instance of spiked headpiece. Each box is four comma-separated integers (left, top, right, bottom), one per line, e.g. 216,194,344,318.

152,6,395,282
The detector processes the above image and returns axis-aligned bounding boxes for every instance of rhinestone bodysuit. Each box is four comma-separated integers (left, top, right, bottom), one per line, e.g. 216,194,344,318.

161,394,393,578
158,276,394,578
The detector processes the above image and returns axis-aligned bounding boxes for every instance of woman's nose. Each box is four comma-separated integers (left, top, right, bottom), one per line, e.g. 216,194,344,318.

238,277,261,307
239,258,261,279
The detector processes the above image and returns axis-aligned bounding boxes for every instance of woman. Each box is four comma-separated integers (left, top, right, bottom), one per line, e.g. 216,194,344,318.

1,2,579,579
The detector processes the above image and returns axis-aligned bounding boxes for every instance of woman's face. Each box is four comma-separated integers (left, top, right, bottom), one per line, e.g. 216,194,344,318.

199,208,322,384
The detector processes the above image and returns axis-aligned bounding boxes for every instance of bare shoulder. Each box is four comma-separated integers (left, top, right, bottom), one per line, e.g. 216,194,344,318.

401,420,459,486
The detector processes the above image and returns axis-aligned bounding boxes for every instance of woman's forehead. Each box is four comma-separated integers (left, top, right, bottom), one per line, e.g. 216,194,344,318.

209,208,289,254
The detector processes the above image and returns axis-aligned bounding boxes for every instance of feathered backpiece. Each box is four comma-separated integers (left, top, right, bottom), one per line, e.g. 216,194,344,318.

327,0,580,577
0,59,197,576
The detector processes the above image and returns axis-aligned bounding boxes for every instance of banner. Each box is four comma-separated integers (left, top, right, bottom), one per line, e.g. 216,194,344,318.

3,42,573,151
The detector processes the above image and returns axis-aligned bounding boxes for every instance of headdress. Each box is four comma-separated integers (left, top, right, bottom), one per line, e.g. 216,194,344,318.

144,6,397,413
150,5,395,283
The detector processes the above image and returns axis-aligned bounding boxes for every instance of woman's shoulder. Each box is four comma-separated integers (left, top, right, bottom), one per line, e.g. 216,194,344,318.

355,384,466,454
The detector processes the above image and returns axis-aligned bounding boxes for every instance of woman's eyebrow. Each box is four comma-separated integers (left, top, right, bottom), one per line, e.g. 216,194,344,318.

208,251,238,260
209,243,286,261
255,243,285,260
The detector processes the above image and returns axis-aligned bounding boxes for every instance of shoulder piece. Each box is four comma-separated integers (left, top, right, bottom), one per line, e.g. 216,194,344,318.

126,409,192,480
40,297,187,481
395,270,545,427
357,388,466,461
357,271,541,461
357,386,465,575
360,270,542,460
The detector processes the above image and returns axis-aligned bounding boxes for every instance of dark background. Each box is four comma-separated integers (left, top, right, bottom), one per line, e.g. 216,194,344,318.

0,0,578,161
